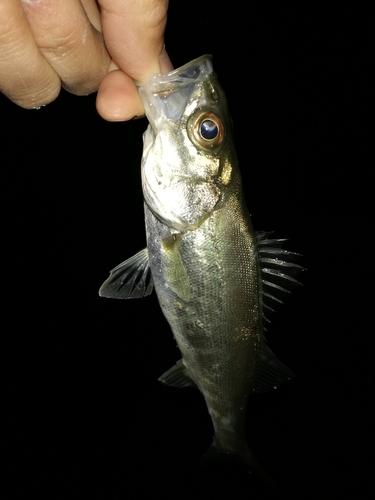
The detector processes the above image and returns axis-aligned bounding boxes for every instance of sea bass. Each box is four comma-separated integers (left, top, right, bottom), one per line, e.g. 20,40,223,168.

99,55,302,468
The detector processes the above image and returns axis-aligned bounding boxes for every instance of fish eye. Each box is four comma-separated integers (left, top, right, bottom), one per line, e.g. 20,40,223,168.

187,111,225,150
200,120,218,140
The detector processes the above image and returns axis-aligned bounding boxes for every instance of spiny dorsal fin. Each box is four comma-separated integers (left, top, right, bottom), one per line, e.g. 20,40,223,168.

256,231,305,324
99,248,153,299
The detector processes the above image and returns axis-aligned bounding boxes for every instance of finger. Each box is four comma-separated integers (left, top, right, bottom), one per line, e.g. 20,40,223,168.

96,47,173,122
96,0,171,121
98,0,169,81
96,66,144,121
22,0,111,96
0,0,60,108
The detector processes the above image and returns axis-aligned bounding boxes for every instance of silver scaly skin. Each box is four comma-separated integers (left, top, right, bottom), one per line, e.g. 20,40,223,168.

99,56,302,471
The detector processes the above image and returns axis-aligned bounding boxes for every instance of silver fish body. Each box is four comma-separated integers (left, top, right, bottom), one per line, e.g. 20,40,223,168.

100,56,301,466
144,200,260,459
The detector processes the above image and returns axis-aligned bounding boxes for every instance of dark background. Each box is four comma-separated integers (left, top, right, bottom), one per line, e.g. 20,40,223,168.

2,2,373,499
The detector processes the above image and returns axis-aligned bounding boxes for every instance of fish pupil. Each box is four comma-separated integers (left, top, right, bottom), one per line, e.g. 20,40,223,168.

200,120,218,140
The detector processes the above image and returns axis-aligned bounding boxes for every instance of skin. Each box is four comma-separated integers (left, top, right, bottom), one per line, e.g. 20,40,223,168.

0,0,172,120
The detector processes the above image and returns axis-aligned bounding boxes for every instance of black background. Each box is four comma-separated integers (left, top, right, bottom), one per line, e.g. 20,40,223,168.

2,2,373,499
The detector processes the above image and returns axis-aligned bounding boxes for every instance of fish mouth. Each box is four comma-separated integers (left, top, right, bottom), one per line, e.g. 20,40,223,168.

136,55,214,127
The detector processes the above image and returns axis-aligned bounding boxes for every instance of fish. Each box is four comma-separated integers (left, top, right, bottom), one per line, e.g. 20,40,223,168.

99,55,303,474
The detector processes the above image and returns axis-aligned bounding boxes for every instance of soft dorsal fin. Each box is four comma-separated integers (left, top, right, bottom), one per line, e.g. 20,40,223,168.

99,248,153,299
256,231,305,326
254,343,296,392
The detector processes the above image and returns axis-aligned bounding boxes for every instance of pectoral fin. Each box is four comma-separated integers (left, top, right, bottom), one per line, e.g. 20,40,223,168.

99,248,153,299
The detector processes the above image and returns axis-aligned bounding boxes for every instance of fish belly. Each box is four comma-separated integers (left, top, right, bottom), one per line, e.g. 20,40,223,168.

144,197,263,457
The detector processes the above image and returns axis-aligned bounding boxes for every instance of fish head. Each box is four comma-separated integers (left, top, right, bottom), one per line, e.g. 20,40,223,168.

137,55,239,231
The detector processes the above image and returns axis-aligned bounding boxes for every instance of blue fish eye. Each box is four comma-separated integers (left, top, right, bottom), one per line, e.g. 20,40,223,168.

200,120,218,140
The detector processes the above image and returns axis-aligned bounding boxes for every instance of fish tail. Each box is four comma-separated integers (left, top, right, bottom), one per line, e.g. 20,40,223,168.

201,440,276,488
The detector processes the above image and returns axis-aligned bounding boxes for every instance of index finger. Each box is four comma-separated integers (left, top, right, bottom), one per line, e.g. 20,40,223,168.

98,0,169,81
0,0,60,108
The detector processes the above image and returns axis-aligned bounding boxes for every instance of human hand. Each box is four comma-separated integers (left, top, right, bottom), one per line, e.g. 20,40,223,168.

0,0,172,120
